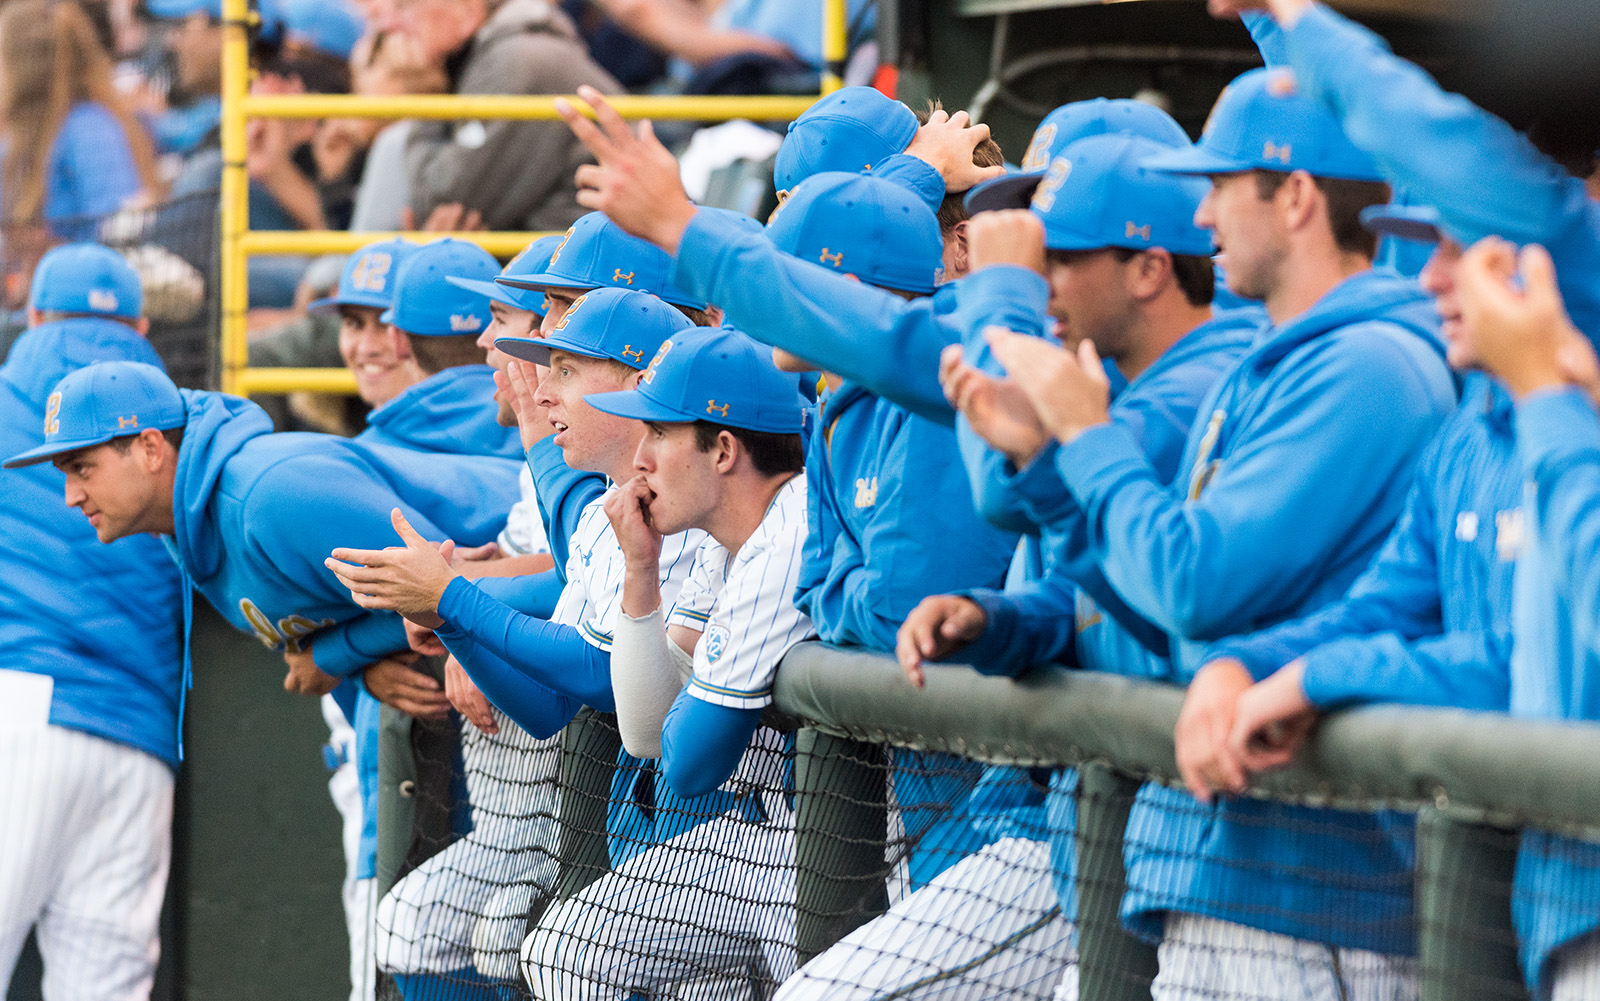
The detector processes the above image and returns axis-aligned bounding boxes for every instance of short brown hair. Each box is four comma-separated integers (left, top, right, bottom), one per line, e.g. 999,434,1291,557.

915,102,1005,235
402,332,485,375
1108,248,1216,308
691,421,804,477
1252,170,1391,260
107,426,184,454
674,304,716,327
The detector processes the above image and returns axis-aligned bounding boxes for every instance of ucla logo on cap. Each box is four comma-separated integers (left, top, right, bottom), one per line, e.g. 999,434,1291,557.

549,226,575,265
553,292,589,332
1022,123,1057,172
87,289,119,313
350,252,392,292
43,392,61,436
449,314,483,333
641,339,673,384
1032,157,1073,213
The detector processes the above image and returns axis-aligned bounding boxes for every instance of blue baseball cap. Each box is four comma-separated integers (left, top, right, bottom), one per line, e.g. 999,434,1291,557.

381,239,500,337
774,87,919,196
495,213,706,311
586,326,806,435
281,0,364,60
1027,134,1214,257
1142,68,1383,183
766,172,943,294
447,235,562,317
4,361,186,469
1361,203,1445,245
495,287,691,368
967,98,1191,214
307,239,418,314
29,243,143,320
147,0,286,41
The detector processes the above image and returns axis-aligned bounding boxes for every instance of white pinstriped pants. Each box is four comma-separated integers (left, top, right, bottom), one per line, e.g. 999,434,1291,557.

1551,931,1600,1001
0,724,173,1001
1152,914,1418,1001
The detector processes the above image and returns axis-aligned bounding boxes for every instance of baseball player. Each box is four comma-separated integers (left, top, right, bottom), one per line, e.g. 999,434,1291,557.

0,245,185,1001
939,69,1454,998
525,325,813,1000
310,239,424,411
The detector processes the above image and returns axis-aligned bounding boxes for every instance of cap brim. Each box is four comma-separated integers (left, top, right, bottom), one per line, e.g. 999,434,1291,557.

3,434,115,469
307,291,389,315
494,336,554,365
964,173,1044,215
1360,205,1443,245
446,275,543,313
495,272,594,294
583,389,693,424
1141,145,1250,176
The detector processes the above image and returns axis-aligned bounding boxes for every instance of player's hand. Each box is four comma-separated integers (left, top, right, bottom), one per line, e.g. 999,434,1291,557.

605,475,665,568
986,327,1112,444
966,209,1048,276
895,595,988,689
283,642,342,697
405,617,448,657
1205,0,1309,26
1457,239,1586,399
325,509,457,628
1558,336,1600,411
506,359,554,451
445,656,499,735
363,653,451,719
940,344,1051,467
1173,658,1254,803
558,85,698,254
450,541,502,567
1227,659,1318,774
901,108,1005,194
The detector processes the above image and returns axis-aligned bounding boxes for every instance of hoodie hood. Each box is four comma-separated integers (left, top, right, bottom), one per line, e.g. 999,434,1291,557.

171,390,276,579
1248,269,1444,372
0,319,162,404
360,365,522,460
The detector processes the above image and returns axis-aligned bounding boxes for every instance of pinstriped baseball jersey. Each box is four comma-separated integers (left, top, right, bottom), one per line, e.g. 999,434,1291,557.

552,487,705,650
676,476,813,710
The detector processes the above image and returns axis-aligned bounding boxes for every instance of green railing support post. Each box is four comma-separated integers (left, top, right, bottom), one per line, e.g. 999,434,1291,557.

554,708,623,901
374,703,414,899
1416,806,1528,1001
1077,763,1157,1001
793,728,890,965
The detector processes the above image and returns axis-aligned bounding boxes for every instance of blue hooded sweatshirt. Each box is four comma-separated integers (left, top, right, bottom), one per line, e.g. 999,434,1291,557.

1246,6,1600,342
357,364,524,462
0,320,186,769
1499,387,1600,993
1055,270,1455,955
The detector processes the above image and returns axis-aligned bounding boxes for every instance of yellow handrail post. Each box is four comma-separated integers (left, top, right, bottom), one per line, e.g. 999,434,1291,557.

218,0,252,396
823,0,848,95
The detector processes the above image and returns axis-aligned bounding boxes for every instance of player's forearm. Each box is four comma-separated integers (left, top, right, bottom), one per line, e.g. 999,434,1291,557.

1299,629,1511,713
620,560,664,619
1519,388,1600,638
610,608,692,757
457,552,557,580
436,630,581,738
659,694,763,799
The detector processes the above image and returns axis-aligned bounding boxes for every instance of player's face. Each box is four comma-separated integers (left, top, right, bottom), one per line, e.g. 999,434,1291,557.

480,300,540,426
1195,172,1286,304
534,350,644,480
54,440,172,543
1420,237,1471,369
171,13,223,94
632,422,718,536
339,305,423,407
540,288,587,334
1043,249,1136,358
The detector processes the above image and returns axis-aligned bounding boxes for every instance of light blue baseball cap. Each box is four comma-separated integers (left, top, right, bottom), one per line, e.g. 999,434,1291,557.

1360,203,1445,245
495,286,692,368
29,243,143,320
766,171,943,294
586,326,806,435
1028,134,1214,258
281,0,364,60
495,213,707,310
4,361,186,469
1142,68,1383,183
447,235,562,317
146,0,286,42
966,98,1191,214
774,86,920,195
381,239,500,337
307,238,418,314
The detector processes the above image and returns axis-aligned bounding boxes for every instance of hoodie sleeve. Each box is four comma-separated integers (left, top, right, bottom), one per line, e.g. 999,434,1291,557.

435,575,615,710
474,569,564,620
870,154,946,215
673,207,957,424
1204,446,1445,680
526,437,607,586
1059,325,1449,642
1517,388,1600,654
1297,629,1511,712
948,576,1082,676
310,613,412,678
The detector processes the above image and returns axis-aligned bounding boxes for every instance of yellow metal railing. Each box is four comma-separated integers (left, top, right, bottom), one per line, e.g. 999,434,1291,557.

220,0,849,396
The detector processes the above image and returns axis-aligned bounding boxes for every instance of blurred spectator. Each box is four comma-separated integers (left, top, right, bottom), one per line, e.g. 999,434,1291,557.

380,0,620,231
0,0,166,306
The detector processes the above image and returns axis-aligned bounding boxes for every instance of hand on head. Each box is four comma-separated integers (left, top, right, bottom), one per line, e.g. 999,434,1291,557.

902,108,1006,194
558,85,699,253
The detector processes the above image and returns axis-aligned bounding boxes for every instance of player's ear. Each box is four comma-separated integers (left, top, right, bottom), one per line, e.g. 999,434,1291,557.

714,429,739,474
